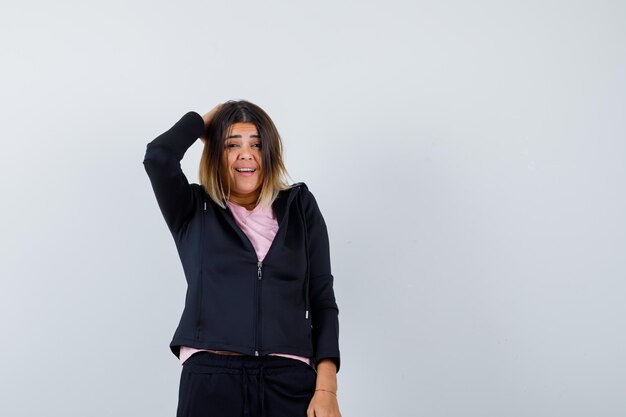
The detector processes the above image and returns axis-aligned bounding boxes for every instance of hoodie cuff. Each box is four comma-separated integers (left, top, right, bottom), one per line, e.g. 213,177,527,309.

312,308,341,373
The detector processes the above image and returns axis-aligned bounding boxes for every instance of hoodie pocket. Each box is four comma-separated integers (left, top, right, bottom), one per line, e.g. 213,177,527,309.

195,268,203,340
195,199,206,340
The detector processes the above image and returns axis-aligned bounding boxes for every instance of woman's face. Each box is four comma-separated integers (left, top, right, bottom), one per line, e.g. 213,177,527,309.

220,122,264,204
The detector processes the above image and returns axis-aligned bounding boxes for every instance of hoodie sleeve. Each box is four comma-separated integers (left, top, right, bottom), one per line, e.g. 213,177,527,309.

142,111,205,234
302,187,341,373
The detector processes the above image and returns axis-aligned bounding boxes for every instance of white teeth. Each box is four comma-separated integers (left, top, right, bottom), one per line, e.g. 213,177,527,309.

236,168,255,172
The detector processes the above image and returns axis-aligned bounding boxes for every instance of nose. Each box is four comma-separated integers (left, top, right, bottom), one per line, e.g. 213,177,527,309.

238,145,254,160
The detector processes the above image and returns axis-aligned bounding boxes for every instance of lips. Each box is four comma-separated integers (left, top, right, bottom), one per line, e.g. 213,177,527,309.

234,167,257,177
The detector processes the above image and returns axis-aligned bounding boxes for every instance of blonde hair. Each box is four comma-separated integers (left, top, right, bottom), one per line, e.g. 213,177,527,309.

198,100,293,209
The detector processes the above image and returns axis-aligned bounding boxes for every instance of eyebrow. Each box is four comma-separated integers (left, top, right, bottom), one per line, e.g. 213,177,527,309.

225,134,261,139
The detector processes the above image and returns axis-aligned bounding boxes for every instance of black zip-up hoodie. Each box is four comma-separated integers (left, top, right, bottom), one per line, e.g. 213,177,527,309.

142,111,340,372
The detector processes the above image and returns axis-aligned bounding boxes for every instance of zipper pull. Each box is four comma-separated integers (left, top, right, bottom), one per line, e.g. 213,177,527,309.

257,261,262,280
305,310,309,319
255,350,259,356
203,201,207,210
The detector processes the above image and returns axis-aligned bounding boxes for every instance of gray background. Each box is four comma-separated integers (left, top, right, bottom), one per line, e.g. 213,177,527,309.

1,1,625,416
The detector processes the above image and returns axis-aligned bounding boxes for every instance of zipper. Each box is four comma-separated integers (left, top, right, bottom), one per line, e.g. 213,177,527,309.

221,189,301,356
254,260,263,356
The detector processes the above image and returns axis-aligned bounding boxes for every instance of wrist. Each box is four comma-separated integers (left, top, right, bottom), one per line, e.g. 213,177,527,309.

314,388,337,396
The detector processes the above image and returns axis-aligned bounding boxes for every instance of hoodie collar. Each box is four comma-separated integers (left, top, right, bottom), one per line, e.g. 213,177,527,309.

218,183,306,250
272,184,304,224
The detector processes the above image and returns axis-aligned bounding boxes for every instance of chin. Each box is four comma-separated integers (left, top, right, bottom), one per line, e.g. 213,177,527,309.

233,184,262,195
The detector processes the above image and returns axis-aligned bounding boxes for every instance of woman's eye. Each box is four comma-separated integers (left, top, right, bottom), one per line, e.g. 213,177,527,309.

224,143,260,149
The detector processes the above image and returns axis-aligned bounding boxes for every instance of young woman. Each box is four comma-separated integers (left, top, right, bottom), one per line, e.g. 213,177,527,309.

143,100,342,417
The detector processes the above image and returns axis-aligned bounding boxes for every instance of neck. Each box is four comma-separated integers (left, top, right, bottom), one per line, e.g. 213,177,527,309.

228,192,260,211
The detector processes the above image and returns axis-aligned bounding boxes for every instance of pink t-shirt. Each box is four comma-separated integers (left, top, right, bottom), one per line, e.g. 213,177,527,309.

179,200,312,368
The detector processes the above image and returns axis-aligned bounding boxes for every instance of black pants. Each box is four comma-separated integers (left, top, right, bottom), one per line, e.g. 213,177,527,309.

176,351,317,417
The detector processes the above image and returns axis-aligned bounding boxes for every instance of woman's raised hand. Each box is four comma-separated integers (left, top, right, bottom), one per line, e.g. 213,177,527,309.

200,103,224,141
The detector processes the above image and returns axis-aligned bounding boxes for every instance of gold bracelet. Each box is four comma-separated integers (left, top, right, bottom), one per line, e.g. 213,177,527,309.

315,388,337,396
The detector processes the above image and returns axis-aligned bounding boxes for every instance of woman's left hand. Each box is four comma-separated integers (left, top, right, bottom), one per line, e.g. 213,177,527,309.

307,390,342,417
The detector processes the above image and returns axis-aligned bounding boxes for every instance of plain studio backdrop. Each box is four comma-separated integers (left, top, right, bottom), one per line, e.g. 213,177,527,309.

1,1,625,416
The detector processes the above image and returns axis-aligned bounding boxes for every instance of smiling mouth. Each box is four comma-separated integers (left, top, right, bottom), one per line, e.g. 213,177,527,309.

235,168,256,172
